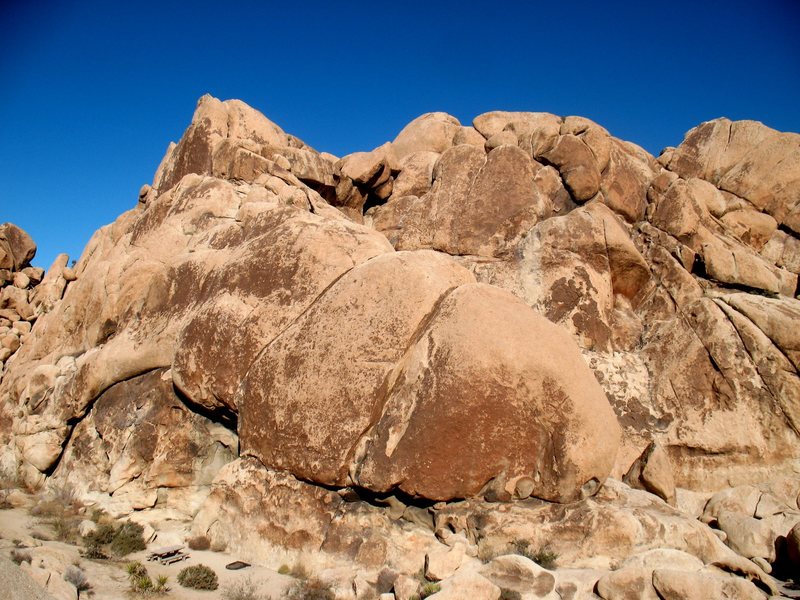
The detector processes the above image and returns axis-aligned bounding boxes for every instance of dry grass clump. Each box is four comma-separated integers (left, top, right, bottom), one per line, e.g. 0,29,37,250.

187,535,211,550
29,484,83,543
221,576,266,600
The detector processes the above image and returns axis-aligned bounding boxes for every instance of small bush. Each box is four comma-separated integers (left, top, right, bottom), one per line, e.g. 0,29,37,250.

51,514,78,543
500,590,522,600
64,565,91,598
90,507,109,523
111,521,146,556
154,575,170,592
278,564,290,575
126,562,169,594
418,582,441,599
31,499,63,518
187,535,211,550
10,548,31,565
286,578,334,600
221,576,264,600
178,564,218,590
511,540,558,569
210,539,227,553
132,575,154,593
84,522,115,546
126,561,148,579
82,543,108,560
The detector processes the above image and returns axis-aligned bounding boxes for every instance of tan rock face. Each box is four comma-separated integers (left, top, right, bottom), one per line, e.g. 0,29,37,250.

355,284,620,502
1,97,799,596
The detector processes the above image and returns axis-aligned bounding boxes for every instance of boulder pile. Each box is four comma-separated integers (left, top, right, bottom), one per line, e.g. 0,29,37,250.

1,96,799,599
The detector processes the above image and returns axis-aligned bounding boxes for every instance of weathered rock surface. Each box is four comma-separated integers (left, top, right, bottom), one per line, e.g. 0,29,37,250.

1,98,799,597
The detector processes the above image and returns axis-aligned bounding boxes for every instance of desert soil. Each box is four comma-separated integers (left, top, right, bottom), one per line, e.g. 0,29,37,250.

0,501,295,599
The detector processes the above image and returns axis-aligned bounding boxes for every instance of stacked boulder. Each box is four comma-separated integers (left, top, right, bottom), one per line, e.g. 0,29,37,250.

0,224,43,369
0,97,798,598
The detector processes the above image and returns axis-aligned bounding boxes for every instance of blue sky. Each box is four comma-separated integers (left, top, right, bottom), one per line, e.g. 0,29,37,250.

2,0,798,269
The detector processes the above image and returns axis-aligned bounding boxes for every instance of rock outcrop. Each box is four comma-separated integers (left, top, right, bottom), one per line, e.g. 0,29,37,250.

1,96,799,598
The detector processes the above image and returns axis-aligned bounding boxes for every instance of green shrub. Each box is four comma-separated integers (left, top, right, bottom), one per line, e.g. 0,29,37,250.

187,535,210,550
418,582,441,599
177,564,218,590
126,562,168,594
111,521,146,556
90,508,109,523
84,522,115,545
126,561,148,579
278,564,290,575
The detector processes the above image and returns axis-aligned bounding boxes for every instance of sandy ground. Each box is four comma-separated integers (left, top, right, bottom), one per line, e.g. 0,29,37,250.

0,500,296,599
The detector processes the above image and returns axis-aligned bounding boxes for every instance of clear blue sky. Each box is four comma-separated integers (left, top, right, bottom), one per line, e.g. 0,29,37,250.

2,0,798,269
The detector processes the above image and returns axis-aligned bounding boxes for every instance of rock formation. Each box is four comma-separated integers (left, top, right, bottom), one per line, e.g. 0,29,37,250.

1,95,798,598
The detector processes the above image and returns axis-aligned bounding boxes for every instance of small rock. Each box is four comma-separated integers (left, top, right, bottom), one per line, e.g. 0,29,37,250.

425,543,466,581
623,442,676,505
428,569,500,600
13,272,30,289
61,267,77,282
22,266,44,284
596,566,659,600
12,320,31,335
485,131,517,152
1,333,20,352
138,183,152,203
393,574,418,600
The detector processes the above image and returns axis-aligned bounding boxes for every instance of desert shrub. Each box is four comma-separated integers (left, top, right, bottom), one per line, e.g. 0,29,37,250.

512,540,557,569
10,548,31,565
111,521,146,556
210,539,227,552
187,535,210,550
221,576,264,600
127,561,148,579
82,543,108,560
64,565,91,598
51,514,79,543
154,575,170,592
90,507,110,523
500,590,522,600
278,564,290,575
31,499,63,518
126,562,169,594
411,582,441,600
289,562,309,580
84,522,115,545
177,564,218,590
286,578,334,600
